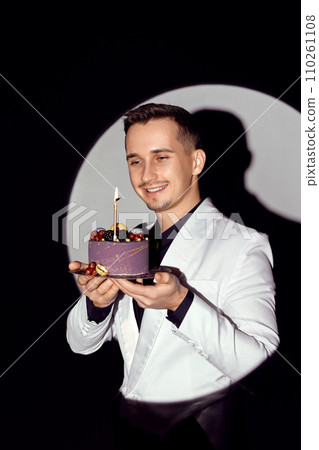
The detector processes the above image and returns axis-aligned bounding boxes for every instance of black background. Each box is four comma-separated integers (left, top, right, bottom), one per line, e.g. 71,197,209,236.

1,8,300,450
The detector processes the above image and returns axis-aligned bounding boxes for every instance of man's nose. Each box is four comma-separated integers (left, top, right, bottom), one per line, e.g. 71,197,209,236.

141,161,157,184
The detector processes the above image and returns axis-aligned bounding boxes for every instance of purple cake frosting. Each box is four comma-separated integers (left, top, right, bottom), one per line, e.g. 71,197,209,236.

88,240,149,276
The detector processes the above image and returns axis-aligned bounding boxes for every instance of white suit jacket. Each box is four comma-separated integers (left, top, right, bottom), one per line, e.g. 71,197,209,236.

67,198,279,405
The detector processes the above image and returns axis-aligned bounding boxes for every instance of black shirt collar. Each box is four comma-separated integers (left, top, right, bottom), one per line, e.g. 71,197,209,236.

162,198,204,240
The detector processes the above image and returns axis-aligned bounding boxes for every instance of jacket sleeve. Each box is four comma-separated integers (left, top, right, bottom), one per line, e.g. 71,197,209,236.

66,294,116,355
170,233,279,381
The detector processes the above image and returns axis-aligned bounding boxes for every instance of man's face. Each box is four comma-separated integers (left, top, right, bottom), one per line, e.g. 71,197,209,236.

125,118,199,214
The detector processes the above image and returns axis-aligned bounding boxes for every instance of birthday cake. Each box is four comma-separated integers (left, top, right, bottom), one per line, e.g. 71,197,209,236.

87,224,149,277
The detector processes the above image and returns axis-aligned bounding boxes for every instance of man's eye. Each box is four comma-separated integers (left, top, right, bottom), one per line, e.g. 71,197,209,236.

130,160,141,166
157,156,167,161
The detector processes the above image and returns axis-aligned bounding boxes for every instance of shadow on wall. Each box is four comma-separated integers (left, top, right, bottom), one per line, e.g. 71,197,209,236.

193,109,301,371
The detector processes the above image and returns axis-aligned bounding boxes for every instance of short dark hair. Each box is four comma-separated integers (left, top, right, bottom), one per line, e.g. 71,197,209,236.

123,103,202,153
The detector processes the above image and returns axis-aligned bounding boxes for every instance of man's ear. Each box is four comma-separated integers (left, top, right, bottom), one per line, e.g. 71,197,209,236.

192,149,206,175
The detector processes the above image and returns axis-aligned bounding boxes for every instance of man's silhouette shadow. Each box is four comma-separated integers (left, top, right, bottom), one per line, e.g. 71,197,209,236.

193,109,300,370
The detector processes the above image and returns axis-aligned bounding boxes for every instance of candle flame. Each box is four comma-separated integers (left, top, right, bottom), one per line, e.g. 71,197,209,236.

114,186,120,203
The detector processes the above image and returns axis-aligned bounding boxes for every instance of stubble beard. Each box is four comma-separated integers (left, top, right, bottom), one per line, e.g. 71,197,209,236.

145,198,171,212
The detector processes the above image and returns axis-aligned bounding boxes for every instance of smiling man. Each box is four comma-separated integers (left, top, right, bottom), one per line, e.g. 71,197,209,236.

67,103,279,449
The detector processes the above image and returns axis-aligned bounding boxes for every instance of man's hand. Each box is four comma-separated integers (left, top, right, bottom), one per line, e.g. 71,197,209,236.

69,261,119,308
112,271,188,311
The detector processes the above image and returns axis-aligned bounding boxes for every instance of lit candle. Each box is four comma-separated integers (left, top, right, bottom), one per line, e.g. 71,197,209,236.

113,186,120,241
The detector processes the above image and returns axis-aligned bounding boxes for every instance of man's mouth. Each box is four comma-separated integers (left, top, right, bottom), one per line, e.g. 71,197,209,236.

144,184,168,193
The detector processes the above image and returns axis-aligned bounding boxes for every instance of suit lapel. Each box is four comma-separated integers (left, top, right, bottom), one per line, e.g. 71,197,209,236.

117,296,139,373
126,308,166,394
161,198,219,274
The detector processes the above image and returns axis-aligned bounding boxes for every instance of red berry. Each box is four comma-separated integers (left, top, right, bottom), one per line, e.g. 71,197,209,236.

134,235,140,241
89,262,96,270
137,233,144,239
94,236,100,241
90,230,98,240
85,268,92,275
91,269,97,276
129,232,135,240
98,230,105,237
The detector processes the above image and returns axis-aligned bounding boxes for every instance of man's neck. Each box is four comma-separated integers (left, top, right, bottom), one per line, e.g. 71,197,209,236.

156,196,202,232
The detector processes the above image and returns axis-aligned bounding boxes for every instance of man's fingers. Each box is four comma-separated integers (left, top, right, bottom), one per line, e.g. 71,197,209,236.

114,273,174,297
113,278,144,297
96,278,119,296
69,261,88,271
80,275,106,291
154,271,171,285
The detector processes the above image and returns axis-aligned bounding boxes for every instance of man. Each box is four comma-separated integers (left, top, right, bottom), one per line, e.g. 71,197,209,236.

67,103,279,449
